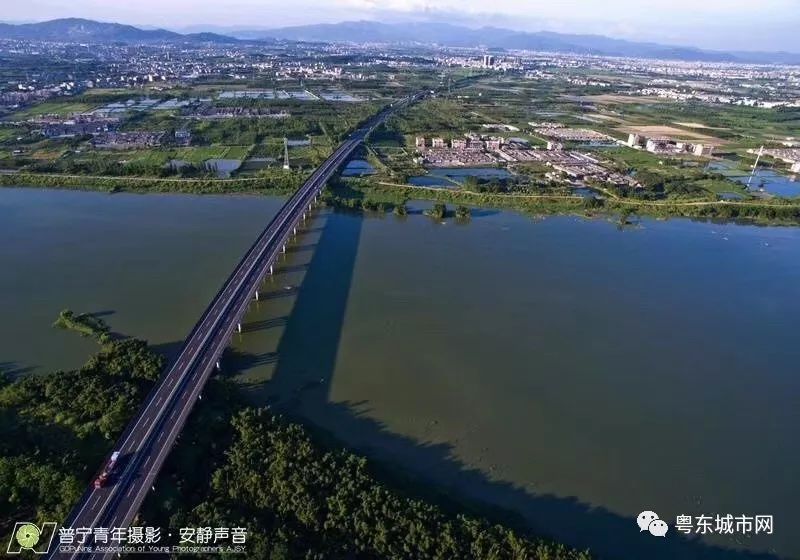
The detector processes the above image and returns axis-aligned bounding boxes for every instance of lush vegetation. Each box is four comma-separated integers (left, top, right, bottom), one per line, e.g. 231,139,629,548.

2,312,591,559
53,309,112,344
322,177,800,226
6,76,800,227
0,311,164,541
0,169,306,195
321,178,408,213
424,203,448,220
324,180,586,217
1,96,383,179
606,197,800,224
151,408,591,560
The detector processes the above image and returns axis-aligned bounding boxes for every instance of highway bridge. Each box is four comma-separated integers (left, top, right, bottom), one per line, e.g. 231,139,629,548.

52,96,418,559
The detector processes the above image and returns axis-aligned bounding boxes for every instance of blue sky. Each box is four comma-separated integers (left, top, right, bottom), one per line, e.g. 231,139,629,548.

4,0,799,52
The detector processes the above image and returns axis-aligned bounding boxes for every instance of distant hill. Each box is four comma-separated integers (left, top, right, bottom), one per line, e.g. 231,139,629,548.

260,20,800,65
0,18,797,64
0,18,239,44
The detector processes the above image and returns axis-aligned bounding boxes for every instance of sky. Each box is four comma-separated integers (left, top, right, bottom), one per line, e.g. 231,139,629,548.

3,0,799,52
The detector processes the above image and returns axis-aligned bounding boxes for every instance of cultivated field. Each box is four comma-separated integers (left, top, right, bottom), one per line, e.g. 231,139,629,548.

616,124,725,144
674,121,715,129
578,94,667,105
13,101,98,118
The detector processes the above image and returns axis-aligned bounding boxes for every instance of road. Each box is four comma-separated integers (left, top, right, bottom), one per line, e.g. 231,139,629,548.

52,98,416,559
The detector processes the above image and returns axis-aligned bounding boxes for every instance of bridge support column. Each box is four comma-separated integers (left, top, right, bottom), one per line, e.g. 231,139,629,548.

282,245,286,254
293,226,297,236
255,289,260,299
237,323,242,334
215,360,221,371
269,265,273,275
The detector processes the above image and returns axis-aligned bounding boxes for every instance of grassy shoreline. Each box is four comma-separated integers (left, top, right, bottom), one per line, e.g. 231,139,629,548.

340,180,800,226
53,309,113,344
0,171,297,195
4,170,800,226
1,311,592,560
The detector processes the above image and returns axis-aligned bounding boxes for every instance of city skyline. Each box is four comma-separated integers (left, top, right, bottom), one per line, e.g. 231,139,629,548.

2,0,799,53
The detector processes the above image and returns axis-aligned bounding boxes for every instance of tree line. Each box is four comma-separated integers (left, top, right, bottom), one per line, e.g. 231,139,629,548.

2,311,592,559
157,408,592,560
0,311,164,541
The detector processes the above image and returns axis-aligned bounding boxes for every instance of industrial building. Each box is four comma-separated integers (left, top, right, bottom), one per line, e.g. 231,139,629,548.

629,133,715,157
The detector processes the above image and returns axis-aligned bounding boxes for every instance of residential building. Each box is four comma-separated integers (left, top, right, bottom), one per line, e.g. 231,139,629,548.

485,138,503,151
627,133,642,147
693,143,714,157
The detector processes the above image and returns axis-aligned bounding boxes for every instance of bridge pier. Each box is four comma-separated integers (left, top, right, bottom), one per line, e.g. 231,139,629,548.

58,108,410,532
293,226,297,236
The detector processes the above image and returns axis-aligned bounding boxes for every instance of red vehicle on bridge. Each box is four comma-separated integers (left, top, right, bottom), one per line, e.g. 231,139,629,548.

94,451,120,489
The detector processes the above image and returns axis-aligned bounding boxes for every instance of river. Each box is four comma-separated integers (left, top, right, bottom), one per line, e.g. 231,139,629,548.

1,187,798,560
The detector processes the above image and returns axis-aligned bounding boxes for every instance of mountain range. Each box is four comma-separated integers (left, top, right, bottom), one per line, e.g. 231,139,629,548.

259,21,800,65
0,18,797,65
0,18,239,44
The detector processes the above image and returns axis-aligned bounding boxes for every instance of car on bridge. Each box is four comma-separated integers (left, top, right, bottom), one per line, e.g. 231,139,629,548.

93,451,121,489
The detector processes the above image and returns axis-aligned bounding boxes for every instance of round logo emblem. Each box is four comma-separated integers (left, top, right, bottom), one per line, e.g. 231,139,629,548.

15,523,40,549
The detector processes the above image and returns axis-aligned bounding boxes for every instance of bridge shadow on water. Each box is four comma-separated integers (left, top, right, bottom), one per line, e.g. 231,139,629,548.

240,316,288,334
231,208,784,560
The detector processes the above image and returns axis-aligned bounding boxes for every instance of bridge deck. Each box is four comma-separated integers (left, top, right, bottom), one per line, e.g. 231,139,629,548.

52,98,413,559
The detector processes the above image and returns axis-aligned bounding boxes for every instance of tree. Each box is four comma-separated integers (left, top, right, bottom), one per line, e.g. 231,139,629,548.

181,408,593,560
424,203,447,220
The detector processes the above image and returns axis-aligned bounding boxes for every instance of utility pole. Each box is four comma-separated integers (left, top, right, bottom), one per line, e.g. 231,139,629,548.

747,145,764,189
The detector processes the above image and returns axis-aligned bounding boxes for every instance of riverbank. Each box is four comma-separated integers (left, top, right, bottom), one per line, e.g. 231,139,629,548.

0,311,591,560
0,171,298,195
4,171,800,225
3,189,798,558
149,396,593,560
53,309,113,344
335,180,800,226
